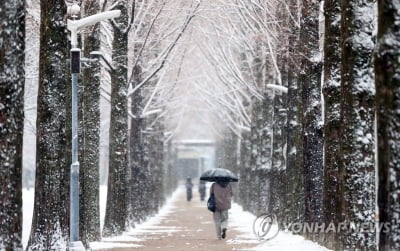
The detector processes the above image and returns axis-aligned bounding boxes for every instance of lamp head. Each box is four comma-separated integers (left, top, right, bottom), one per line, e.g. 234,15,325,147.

90,51,103,59
67,4,81,18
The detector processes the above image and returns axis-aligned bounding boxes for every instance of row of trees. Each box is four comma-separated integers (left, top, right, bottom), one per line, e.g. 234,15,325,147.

2,0,399,250
212,0,399,250
1,0,195,249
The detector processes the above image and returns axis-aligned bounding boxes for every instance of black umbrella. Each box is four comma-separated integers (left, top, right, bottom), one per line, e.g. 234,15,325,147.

200,168,239,182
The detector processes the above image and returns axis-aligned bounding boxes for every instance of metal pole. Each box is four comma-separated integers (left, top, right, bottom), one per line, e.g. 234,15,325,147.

69,44,85,250
66,10,121,250
71,69,79,241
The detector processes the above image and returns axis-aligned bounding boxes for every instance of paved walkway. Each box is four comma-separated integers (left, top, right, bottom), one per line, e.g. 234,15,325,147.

92,185,259,250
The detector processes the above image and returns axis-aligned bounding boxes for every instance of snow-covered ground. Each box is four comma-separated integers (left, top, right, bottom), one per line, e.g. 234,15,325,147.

22,188,35,249
91,186,183,250
228,204,331,251
23,186,330,250
99,186,330,250
22,186,108,249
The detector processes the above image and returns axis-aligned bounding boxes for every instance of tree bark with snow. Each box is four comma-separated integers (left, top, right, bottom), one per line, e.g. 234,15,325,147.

140,119,152,215
375,0,400,249
238,132,251,211
259,91,273,216
247,104,259,214
322,0,342,249
128,63,145,224
103,0,129,236
147,119,165,214
78,0,101,246
163,141,178,198
270,4,289,220
28,1,71,249
284,0,304,225
247,98,264,214
0,1,25,249
298,0,324,238
340,0,376,249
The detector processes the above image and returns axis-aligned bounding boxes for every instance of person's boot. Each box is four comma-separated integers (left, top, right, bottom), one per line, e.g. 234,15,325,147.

221,228,227,239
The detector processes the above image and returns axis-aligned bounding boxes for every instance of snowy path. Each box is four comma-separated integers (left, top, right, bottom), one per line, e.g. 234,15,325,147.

90,185,331,251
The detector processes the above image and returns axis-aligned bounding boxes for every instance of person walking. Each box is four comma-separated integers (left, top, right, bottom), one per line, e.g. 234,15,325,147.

199,180,206,201
210,178,233,240
185,177,193,201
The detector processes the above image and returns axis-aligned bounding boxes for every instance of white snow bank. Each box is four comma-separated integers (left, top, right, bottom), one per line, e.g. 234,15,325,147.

24,186,330,251
90,242,142,249
228,203,332,251
252,231,332,251
91,186,183,249
22,188,35,249
126,186,182,232
100,185,107,230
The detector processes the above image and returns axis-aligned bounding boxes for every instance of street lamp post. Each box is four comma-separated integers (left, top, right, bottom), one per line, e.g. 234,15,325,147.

67,6,120,250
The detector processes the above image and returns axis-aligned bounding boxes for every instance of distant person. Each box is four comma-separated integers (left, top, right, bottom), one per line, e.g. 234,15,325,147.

210,178,233,240
185,177,193,201
199,180,206,201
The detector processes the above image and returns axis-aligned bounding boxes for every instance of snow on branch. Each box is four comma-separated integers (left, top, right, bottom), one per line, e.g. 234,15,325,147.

127,1,201,97
266,84,288,94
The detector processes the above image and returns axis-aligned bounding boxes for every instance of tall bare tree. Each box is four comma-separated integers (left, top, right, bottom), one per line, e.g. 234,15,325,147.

28,0,71,249
285,0,303,225
0,0,25,249
340,0,376,249
322,0,342,249
79,0,101,246
298,0,323,237
128,63,144,224
375,0,400,250
103,0,129,236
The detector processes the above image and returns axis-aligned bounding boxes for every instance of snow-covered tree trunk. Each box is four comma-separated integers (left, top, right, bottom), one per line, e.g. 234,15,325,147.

0,1,25,249
154,120,165,211
237,135,245,206
128,64,144,225
298,0,324,239
340,0,376,249
270,6,288,218
167,142,178,197
103,0,129,236
79,0,101,246
272,1,288,174
155,120,165,208
28,1,71,249
262,90,277,217
140,119,152,217
218,131,240,202
247,98,262,214
322,0,342,249
222,131,238,172
249,99,263,171
271,92,287,171
145,127,156,216
248,95,273,215
163,140,178,198
286,71,304,224
145,118,164,216
375,1,400,249
247,40,274,215
260,91,273,171
238,132,251,211
259,90,273,216
285,0,303,225
217,135,227,168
